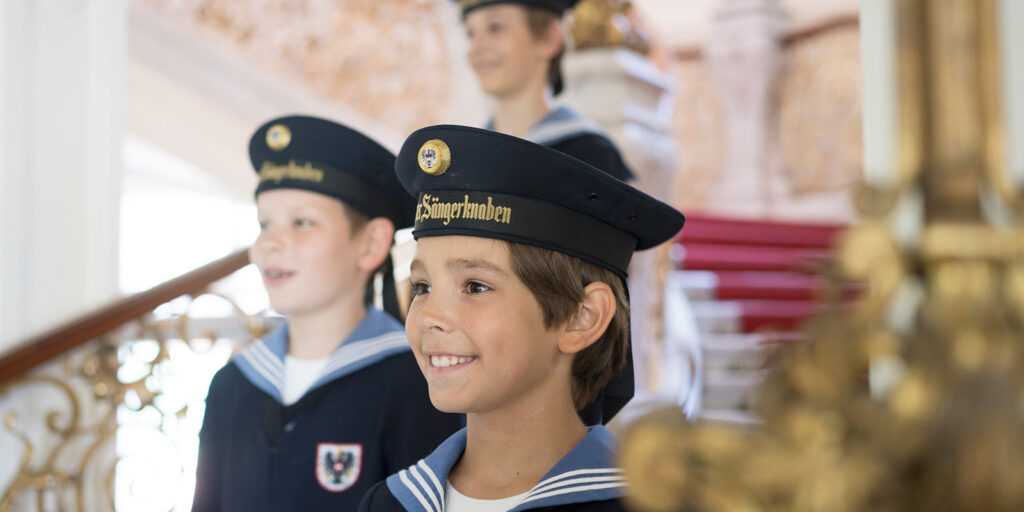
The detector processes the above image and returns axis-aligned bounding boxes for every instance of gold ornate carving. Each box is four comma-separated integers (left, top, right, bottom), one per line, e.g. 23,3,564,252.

1,294,269,512
777,24,864,195
570,0,651,54
623,1,1024,511
138,0,451,134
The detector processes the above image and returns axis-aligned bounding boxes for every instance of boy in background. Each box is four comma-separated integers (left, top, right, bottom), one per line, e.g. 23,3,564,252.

193,116,461,512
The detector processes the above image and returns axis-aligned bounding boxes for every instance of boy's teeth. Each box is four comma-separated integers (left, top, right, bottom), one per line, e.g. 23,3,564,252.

431,355,473,368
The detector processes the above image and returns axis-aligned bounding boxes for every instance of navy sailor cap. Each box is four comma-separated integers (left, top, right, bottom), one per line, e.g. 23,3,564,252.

249,115,415,229
395,124,684,278
456,0,579,16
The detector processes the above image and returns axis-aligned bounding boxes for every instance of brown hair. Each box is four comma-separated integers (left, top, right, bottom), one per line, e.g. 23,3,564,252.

524,7,566,95
506,241,630,409
339,202,370,234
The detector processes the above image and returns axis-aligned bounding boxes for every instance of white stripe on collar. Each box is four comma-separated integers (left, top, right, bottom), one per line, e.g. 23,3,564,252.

527,468,625,497
236,339,285,399
399,469,437,512
386,426,624,511
417,460,446,503
321,331,408,375
519,473,625,506
409,465,442,512
232,309,408,403
524,106,606,146
526,118,605,146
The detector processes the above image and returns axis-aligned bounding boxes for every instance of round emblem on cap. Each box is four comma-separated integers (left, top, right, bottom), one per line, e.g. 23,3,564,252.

266,124,292,152
418,139,451,176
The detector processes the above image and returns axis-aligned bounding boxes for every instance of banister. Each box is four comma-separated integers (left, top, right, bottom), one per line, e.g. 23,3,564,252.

0,248,251,387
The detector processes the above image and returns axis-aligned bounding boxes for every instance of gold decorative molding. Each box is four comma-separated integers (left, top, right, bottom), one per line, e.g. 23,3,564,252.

1,294,269,512
138,0,451,134
570,0,651,54
777,25,864,195
669,23,864,212
669,57,724,211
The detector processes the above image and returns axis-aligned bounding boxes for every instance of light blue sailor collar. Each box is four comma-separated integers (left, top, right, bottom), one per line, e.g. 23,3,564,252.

485,105,606,147
387,425,625,511
232,308,409,404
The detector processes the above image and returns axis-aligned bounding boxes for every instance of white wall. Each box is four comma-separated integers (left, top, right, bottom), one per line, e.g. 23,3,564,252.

0,0,126,350
859,0,1024,188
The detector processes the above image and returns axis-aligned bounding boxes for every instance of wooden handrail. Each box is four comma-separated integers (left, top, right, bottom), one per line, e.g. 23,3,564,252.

0,248,251,387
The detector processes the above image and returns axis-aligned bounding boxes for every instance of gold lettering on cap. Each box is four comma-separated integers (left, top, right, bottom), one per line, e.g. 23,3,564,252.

258,161,325,184
415,194,512,226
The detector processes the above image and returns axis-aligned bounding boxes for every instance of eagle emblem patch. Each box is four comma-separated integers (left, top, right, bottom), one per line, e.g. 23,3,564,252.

316,443,362,492
418,139,451,176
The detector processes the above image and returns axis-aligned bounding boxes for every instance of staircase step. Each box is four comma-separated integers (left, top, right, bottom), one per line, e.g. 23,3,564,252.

702,368,769,410
688,300,743,334
697,409,762,428
700,332,805,370
679,215,844,248
714,271,824,301
671,270,718,301
735,299,825,332
678,270,837,300
700,331,805,346
689,299,829,334
676,243,833,273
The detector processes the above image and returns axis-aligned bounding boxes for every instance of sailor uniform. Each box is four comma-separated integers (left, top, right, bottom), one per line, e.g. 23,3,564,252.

488,106,635,182
192,308,462,512
357,426,628,511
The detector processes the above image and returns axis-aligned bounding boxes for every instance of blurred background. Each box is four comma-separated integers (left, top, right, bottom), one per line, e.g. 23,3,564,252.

1,0,1022,510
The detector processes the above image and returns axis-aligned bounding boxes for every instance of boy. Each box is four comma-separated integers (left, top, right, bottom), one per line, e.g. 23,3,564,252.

358,125,684,511
192,116,461,512
458,0,635,183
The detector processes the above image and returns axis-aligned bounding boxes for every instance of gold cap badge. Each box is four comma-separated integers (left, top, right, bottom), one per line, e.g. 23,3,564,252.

418,139,451,176
266,124,292,151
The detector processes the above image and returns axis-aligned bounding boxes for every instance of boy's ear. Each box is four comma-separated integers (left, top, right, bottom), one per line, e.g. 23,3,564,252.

357,218,396,272
558,282,616,355
538,20,564,60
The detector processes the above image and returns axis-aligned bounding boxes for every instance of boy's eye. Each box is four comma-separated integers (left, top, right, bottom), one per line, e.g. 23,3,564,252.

410,282,431,296
258,221,269,231
294,218,312,228
464,281,491,294
487,22,504,33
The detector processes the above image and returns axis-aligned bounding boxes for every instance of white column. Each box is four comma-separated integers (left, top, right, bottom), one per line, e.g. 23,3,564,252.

702,0,786,217
1000,0,1024,185
0,0,126,349
860,0,898,187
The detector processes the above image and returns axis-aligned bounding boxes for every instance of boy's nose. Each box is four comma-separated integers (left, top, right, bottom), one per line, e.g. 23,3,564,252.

253,229,285,255
413,294,453,334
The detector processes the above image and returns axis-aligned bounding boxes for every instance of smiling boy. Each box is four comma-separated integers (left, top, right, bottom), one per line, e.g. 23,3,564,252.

192,116,461,512
358,125,684,511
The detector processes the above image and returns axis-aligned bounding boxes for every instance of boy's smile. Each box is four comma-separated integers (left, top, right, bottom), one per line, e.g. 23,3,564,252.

427,353,477,370
406,236,575,416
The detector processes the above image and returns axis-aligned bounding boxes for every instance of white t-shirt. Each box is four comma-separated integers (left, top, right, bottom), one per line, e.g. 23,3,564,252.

444,481,529,512
282,355,329,405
